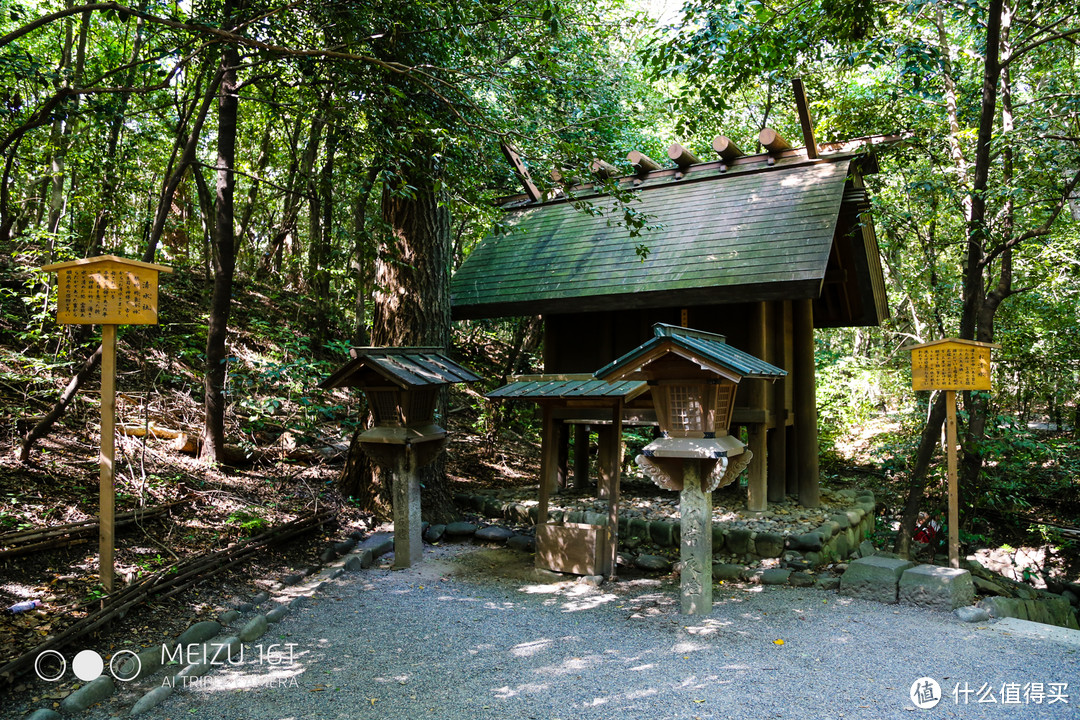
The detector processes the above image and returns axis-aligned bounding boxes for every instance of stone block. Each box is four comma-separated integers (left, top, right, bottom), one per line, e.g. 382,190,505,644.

712,563,743,581
650,521,675,547
832,533,851,559
265,604,289,624
858,540,876,558
444,522,477,538
634,554,672,572
130,685,173,716
761,568,791,585
177,621,221,647
791,532,823,552
755,532,785,558
359,532,395,558
839,556,915,604
899,565,975,610
59,675,114,713
817,576,840,591
725,528,753,555
711,525,726,548
829,513,851,530
239,614,267,642
789,572,815,587
628,517,650,541
475,526,514,543
423,524,445,543
27,710,63,720
955,606,991,623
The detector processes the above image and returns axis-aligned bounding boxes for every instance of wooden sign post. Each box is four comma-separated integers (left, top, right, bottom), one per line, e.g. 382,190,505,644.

41,255,172,592
907,338,998,568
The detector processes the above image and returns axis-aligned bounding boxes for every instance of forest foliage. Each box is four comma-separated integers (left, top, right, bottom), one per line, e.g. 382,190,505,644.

0,0,1078,555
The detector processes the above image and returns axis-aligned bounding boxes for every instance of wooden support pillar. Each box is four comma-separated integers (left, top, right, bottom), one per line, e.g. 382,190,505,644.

793,299,820,508
747,302,768,511
99,324,117,593
945,390,959,569
597,425,613,501
573,423,590,490
536,404,559,533
679,460,712,614
768,301,790,502
557,421,569,491
599,402,623,577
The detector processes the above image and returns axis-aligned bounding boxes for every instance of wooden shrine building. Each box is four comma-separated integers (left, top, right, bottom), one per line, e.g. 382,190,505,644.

452,126,892,508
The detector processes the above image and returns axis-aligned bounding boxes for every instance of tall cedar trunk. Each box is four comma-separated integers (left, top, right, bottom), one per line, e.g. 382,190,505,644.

352,166,379,345
339,151,456,523
201,22,240,463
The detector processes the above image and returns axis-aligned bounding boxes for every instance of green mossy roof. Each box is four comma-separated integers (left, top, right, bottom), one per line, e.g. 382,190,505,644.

452,157,855,319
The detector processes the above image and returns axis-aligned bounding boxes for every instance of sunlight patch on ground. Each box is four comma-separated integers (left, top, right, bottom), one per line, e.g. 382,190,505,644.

491,682,550,698
510,638,553,657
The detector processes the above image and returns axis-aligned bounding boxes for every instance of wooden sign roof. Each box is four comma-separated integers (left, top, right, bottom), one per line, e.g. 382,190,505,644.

451,152,888,328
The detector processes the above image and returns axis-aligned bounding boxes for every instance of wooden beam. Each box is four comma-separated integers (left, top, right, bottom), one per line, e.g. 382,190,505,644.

99,324,117,593
767,301,790,502
500,143,541,202
758,128,792,154
746,302,768,512
537,404,558,529
667,143,701,169
590,158,618,179
793,299,820,508
573,423,590,490
711,135,745,163
627,150,662,174
791,78,819,159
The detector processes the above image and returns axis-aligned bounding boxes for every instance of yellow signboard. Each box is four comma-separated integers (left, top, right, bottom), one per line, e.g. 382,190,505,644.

41,255,172,325
909,338,998,391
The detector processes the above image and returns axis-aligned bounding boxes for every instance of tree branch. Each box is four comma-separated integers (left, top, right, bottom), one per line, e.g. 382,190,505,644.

979,167,1080,268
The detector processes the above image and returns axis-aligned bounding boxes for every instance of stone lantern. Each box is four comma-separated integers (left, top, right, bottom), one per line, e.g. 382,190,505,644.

595,324,785,614
321,347,478,567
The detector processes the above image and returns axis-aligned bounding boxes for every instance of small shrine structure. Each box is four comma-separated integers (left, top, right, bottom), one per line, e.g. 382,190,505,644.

453,119,893,508
320,348,478,567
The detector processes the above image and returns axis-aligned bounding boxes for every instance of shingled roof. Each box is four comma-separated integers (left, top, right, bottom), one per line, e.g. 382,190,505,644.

451,149,888,328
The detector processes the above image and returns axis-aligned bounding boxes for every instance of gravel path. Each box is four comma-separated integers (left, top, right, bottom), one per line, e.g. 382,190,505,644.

86,544,1078,720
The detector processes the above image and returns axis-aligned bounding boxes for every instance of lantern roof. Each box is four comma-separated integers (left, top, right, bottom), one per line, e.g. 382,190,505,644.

319,347,479,390
487,374,647,401
594,323,787,382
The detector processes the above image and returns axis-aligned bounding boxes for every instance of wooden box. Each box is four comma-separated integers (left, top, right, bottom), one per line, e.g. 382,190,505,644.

535,522,611,576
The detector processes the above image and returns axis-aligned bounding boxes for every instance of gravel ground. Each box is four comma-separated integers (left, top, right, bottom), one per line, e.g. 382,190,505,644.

78,544,1077,720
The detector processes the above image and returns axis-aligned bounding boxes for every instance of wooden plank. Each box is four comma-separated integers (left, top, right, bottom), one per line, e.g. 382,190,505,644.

746,302,768,512
793,299,820,508
792,79,819,159
99,324,117,593
946,390,959,569
537,405,558,528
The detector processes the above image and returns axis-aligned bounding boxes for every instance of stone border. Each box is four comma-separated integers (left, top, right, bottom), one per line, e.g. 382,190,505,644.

452,489,878,568
19,533,396,720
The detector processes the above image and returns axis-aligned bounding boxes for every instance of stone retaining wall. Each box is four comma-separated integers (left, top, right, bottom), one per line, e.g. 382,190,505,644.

453,489,877,568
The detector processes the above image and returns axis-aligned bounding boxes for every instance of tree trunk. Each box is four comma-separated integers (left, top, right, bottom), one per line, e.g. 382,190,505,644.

200,15,240,464
339,149,456,523
894,392,948,558
352,166,379,346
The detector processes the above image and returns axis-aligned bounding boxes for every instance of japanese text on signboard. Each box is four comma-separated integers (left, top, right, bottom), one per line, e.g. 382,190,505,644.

55,264,159,325
911,343,992,391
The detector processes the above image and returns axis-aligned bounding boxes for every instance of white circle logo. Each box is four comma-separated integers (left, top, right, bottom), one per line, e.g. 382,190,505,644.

910,677,942,709
34,650,66,682
72,650,104,682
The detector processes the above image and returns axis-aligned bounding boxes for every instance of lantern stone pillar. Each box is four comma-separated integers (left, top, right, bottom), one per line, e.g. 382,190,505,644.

680,460,713,614
392,448,423,569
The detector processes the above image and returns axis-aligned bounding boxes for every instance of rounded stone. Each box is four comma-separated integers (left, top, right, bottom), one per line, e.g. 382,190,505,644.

789,571,815,587
59,675,114,713
754,532,785,558
130,685,173,716
634,554,673,572
725,528,753,555
475,526,515,544
177,620,221,647
444,522,478,538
